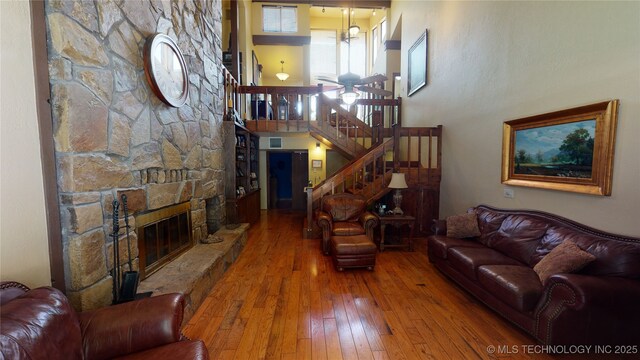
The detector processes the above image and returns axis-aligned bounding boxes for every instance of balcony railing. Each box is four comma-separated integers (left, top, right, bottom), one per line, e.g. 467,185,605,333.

223,68,399,137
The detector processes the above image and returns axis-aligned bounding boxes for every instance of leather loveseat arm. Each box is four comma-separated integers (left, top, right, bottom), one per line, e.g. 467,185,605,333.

431,219,447,235
79,293,185,360
534,274,640,345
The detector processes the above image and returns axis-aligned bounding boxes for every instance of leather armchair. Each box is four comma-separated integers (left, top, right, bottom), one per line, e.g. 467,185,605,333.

0,281,209,360
316,193,378,255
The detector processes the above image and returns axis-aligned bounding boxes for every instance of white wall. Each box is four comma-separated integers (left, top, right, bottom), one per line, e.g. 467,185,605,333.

391,1,640,236
0,1,52,286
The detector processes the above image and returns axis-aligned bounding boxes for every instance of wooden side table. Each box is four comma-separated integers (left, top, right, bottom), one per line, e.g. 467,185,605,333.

377,215,415,251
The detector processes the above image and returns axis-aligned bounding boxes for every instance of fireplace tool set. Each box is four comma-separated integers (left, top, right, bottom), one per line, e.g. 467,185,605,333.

110,194,143,304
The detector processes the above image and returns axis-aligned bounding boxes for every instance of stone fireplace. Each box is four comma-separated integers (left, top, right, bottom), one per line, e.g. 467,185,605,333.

205,196,225,233
45,0,226,310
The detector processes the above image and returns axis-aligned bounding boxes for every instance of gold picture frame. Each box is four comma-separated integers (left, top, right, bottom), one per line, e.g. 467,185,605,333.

501,100,619,195
312,159,322,169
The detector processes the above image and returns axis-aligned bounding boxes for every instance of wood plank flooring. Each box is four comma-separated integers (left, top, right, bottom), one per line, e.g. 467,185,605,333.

183,210,562,359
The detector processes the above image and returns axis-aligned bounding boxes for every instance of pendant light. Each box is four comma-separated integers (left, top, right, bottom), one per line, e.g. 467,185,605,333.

348,9,359,37
340,8,359,105
275,60,289,81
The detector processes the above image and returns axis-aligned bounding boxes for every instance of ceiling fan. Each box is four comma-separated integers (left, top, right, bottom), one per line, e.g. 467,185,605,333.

316,8,392,104
317,72,392,104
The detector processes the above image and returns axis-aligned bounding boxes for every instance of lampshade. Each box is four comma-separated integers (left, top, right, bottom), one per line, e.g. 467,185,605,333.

275,60,289,81
388,172,408,189
275,72,289,81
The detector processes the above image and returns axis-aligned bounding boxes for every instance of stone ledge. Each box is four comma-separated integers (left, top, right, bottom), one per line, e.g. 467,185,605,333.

137,223,249,324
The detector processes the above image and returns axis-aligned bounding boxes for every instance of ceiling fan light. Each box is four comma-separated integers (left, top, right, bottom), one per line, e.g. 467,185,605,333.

341,90,358,105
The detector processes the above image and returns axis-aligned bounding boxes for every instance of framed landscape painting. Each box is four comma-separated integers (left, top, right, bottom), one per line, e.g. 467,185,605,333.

501,100,619,195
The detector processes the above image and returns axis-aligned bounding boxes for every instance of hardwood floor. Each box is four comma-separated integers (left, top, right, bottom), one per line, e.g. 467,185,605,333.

184,210,559,360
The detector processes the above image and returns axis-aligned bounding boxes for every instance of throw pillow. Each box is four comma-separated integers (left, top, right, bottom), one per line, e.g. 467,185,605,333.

446,212,481,238
533,241,596,285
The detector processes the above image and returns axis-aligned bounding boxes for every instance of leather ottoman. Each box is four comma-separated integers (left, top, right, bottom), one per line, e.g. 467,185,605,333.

330,235,377,271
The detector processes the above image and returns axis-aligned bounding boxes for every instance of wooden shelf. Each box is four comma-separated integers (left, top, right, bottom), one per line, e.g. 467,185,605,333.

225,123,260,226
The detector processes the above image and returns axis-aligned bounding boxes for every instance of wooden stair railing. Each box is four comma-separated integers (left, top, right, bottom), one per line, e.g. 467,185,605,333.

320,96,373,138
394,125,443,188
305,125,443,237
305,138,395,235
221,73,441,235
310,95,400,158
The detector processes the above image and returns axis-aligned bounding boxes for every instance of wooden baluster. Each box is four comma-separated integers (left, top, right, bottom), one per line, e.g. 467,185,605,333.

418,131,423,184
306,187,313,233
428,128,433,186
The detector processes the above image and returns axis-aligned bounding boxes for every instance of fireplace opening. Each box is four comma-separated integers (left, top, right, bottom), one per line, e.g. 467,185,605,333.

135,202,193,279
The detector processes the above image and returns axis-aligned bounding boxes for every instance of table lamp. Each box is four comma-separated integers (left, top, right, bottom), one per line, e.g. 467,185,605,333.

388,172,408,215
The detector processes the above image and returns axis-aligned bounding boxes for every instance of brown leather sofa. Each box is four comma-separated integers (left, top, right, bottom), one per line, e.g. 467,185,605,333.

317,193,378,255
0,281,209,360
428,205,640,345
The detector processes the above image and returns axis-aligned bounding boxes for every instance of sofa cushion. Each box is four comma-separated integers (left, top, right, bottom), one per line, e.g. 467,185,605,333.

427,235,485,259
533,241,596,285
0,287,83,360
475,207,508,246
322,194,367,221
534,227,640,279
446,213,481,238
485,214,548,265
447,247,523,280
332,222,365,236
477,265,543,312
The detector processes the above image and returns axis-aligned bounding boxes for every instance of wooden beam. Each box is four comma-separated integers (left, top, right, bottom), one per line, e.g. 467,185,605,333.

253,35,311,46
252,0,390,8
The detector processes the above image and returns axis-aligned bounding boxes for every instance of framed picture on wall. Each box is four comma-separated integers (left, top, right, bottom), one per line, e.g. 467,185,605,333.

252,50,260,84
407,29,428,96
312,160,322,168
501,100,619,196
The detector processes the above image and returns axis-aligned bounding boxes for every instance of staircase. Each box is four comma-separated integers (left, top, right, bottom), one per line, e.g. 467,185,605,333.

222,71,442,237
303,94,443,238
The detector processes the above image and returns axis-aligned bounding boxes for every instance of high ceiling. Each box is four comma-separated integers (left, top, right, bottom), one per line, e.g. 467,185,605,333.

309,6,377,20
260,5,385,85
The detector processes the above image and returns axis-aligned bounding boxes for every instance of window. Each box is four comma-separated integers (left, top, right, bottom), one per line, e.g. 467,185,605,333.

341,34,366,77
310,30,337,82
372,27,378,63
263,5,297,33
380,19,387,42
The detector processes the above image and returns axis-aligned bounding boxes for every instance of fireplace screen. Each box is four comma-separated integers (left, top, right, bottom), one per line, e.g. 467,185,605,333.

135,202,193,279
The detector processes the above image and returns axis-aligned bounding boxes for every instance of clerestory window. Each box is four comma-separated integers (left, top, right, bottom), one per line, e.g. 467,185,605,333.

263,5,297,33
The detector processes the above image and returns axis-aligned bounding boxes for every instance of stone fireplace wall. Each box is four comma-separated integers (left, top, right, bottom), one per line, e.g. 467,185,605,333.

45,0,225,310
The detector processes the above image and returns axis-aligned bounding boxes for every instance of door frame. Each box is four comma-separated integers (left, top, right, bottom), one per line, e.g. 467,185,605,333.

30,0,65,292
266,150,309,210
